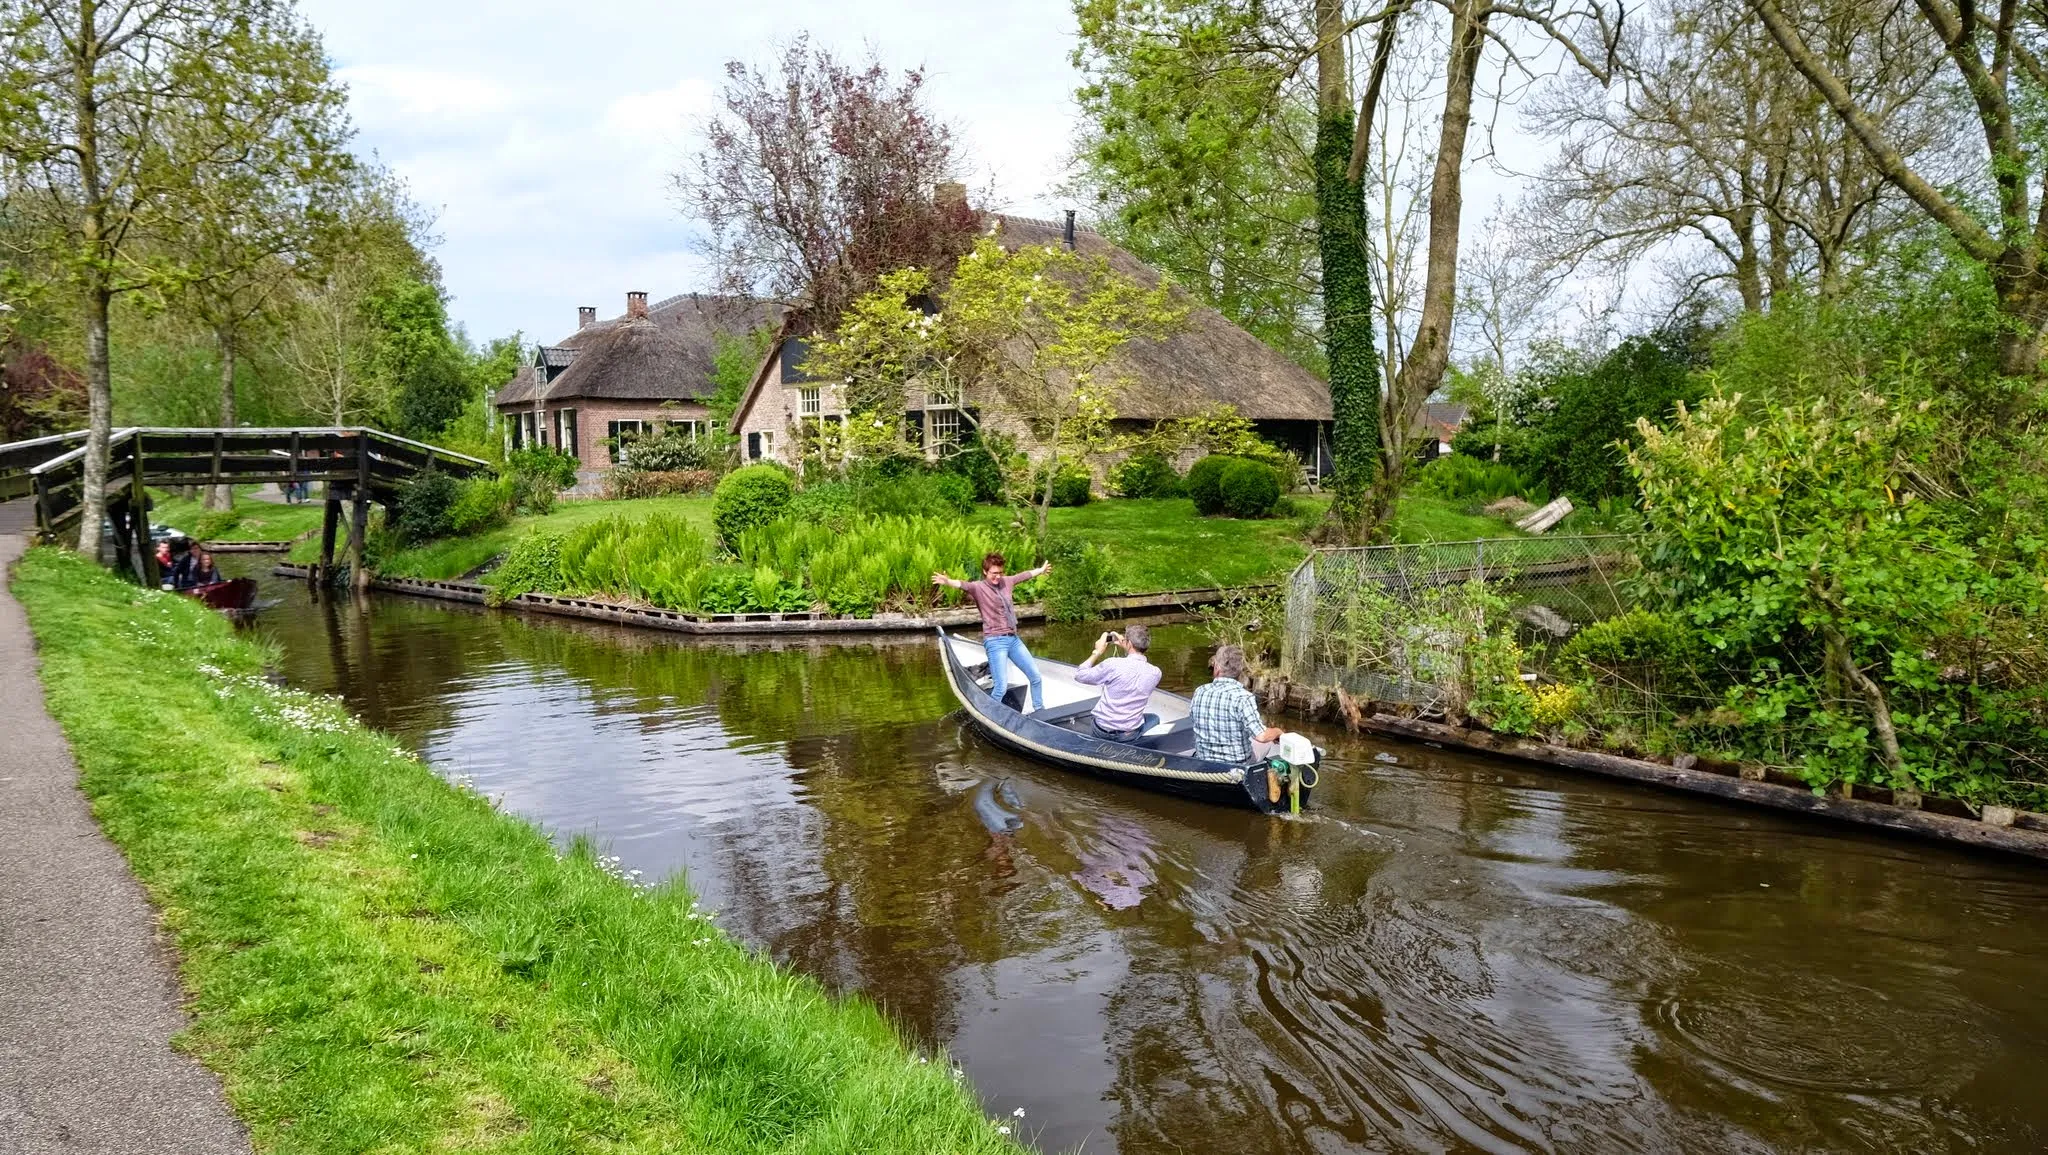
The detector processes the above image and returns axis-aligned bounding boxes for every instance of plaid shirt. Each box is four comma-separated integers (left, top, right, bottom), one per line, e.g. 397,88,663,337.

1189,677,1266,763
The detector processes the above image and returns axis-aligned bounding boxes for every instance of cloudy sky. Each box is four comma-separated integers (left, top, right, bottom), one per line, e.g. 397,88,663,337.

300,0,1085,347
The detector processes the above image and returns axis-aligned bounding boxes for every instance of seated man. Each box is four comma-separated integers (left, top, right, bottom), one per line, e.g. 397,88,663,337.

1073,624,1163,740
170,544,220,590
1189,644,1282,764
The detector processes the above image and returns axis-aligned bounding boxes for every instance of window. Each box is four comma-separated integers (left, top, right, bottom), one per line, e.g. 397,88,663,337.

758,431,775,460
555,409,578,461
746,432,760,460
606,419,647,464
927,407,960,452
798,387,821,418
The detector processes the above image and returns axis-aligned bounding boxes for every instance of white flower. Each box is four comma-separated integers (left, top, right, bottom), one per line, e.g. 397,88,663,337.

1012,1107,1025,1117
996,1125,1011,1136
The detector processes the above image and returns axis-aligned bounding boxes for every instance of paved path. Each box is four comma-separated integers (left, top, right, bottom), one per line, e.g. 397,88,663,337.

0,519,248,1154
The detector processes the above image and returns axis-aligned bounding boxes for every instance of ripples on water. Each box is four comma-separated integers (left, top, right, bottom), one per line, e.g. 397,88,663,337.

248,570,2048,1154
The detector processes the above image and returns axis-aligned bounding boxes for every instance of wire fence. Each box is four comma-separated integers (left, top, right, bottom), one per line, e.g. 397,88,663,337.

1281,536,1638,711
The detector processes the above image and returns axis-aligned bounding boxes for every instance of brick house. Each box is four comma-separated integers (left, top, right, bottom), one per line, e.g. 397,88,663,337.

495,291,777,474
729,213,1335,478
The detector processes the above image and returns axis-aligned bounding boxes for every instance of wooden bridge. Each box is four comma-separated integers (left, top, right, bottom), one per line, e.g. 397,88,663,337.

0,427,489,587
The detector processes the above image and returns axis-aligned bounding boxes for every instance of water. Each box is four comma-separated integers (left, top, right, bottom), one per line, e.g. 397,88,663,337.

239,566,2048,1154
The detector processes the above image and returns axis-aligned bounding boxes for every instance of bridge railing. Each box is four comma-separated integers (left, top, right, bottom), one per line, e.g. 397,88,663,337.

3,426,490,536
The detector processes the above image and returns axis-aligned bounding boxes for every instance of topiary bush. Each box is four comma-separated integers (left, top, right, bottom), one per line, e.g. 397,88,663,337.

712,464,797,545
1218,458,1282,518
1184,454,1240,515
393,467,461,543
1110,451,1182,498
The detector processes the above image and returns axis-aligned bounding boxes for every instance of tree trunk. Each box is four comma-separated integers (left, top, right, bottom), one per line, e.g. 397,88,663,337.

204,327,236,511
1381,0,1489,527
1315,0,1380,541
1822,622,1908,790
77,287,114,557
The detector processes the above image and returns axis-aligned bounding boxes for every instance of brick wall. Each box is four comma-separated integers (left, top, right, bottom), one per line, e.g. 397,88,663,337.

498,399,712,472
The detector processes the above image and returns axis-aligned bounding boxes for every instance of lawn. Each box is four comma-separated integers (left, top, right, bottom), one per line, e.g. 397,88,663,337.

150,489,328,543
11,547,1021,1154
971,497,1321,590
288,494,718,580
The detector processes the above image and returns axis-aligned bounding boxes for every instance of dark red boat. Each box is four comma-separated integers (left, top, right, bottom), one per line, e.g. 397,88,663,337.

182,577,259,613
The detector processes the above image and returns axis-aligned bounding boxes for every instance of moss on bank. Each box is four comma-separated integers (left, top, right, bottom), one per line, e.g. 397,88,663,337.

11,547,1020,1154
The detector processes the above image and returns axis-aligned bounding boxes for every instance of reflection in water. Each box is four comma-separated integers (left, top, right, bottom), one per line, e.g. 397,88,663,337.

241,562,2048,1154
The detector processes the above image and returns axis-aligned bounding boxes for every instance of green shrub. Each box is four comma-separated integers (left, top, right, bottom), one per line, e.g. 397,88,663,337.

1410,453,1541,505
192,508,244,542
1184,454,1238,515
789,482,857,529
939,439,1005,503
1109,451,1182,498
856,471,975,519
393,468,461,543
1032,465,1092,507
1557,609,1691,674
603,469,718,500
1218,458,1282,518
447,476,515,536
1040,534,1117,622
507,447,578,488
618,426,721,472
482,531,565,604
712,464,796,545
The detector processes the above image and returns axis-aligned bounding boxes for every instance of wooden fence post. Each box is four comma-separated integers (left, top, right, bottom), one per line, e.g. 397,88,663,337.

347,493,370,591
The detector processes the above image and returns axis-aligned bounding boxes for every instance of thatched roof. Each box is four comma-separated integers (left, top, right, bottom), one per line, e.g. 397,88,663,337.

495,293,778,407
986,215,1331,422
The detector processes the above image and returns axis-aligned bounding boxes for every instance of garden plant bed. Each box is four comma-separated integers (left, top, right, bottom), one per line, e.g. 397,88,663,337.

274,563,1257,635
1259,678,2048,862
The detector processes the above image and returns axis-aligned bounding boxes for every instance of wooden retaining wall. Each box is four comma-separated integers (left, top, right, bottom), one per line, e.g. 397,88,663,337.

271,564,1252,636
1257,677,2048,863
204,540,295,552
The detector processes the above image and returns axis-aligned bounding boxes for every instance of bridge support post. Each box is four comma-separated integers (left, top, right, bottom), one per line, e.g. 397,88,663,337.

131,433,157,587
347,495,370,592
318,495,341,584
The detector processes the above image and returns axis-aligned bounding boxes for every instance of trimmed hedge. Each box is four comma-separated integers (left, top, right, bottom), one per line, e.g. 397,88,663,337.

1218,458,1282,517
712,465,796,545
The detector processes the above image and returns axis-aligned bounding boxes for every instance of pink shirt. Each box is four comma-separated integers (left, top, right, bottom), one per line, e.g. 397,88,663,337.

959,574,1023,636
1073,654,1162,732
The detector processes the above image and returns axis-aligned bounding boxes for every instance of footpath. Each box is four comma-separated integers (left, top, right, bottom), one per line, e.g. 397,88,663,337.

0,505,247,1154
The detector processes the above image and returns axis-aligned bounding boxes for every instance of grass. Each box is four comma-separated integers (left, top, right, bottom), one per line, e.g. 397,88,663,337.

150,489,328,543
1389,494,1523,545
968,498,1320,591
287,495,718,580
11,546,1023,1154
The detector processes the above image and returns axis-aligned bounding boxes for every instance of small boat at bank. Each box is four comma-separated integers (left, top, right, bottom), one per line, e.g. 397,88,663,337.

182,577,259,613
936,629,1319,813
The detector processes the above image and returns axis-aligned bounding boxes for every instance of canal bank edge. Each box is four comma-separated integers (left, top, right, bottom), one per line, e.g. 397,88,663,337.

1255,676,2048,863
272,562,1252,634
11,546,1025,1154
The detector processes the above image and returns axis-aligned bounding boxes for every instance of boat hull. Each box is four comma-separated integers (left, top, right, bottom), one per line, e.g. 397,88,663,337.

936,629,1314,813
182,577,258,612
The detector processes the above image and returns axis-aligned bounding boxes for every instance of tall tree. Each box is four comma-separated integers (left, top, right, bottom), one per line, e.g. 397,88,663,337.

1744,0,2048,376
0,0,353,551
676,36,983,331
1528,0,1956,313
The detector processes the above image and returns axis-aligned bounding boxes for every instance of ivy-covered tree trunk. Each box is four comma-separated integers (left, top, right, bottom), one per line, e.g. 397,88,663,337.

1313,3,1379,542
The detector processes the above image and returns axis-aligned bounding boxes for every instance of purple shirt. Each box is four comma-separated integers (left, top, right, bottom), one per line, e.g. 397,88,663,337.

960,574,1023,636
1073,654,1162,733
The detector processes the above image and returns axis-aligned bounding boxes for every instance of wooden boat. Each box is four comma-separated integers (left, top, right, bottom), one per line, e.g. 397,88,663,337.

182,577,258,613
937,629,1318,813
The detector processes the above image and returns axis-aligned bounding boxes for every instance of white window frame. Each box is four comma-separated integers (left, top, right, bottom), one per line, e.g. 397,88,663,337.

798,387,821,418
926,407,961,452
555,408,578,461
607,419,647,464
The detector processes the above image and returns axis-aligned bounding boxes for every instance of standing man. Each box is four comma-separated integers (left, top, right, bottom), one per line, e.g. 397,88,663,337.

934,552,1052,712
1190,644,1282,764
1073,625,1163,739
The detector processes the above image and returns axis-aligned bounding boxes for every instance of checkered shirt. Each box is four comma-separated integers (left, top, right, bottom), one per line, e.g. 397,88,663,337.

1189,676,1266,763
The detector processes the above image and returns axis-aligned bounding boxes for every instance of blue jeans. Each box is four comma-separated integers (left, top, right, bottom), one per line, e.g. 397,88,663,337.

983,634,1044,712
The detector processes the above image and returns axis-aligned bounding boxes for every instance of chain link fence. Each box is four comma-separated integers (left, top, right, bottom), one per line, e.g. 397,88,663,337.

1281,536,1638,711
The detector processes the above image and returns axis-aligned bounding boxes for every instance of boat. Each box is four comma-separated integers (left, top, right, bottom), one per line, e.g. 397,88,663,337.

936,629,1319,813
181,577,259,613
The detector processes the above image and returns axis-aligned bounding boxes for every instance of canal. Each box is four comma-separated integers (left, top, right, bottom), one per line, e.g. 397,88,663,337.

243,568,2048,1153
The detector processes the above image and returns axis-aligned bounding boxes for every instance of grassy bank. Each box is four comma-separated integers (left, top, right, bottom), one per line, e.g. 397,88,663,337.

287,495,717,580
11,547,1020,1153
151,490,327,543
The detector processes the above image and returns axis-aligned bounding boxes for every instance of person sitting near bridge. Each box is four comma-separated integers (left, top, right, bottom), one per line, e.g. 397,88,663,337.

933,552,1052,712
1190,644,1282,765
1073,625,1162,740
170,544,220,590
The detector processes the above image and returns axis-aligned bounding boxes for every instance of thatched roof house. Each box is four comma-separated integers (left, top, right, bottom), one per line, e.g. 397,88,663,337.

496,291,776,471
730,213,1334,474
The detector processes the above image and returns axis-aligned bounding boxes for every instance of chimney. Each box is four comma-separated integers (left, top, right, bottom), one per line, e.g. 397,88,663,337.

935,181,967,210
626,291,648,320
1063,209,1077,250
577,306,596,329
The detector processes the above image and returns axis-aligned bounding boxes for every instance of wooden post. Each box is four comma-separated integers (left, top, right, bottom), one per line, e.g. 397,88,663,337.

347,493,370,591
319,495,341,584
287,430,301,500
131,432,157,587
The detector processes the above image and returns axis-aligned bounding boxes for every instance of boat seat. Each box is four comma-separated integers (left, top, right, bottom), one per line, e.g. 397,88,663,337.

1030,697,1102,725
1127,716,1196,750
